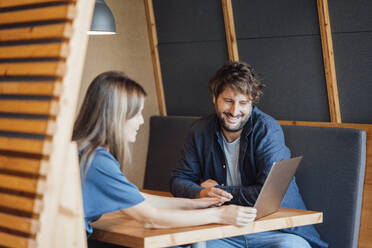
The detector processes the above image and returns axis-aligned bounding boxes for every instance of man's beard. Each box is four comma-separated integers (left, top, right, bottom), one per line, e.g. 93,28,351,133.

217,107,252,133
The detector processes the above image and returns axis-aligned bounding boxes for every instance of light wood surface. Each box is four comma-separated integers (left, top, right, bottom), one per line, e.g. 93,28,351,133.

0,43,69,59
0,0,75,8
0,212,39,234
0,61,66,77
144,0,167,116
92,208,322,248
222,0,239,62
279,120,372,248
317,0,341,123
0,153,49,175
0,231,36,248
0,23,72,42
0,117,55,135
0,5,76,25
0,192,42,213
0,81,62,96
0,99,58,115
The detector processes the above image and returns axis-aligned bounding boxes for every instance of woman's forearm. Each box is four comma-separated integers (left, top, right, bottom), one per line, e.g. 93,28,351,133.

141,192,196,209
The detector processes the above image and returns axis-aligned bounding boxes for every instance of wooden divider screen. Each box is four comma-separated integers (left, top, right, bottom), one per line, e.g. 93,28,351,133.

0,0,94,247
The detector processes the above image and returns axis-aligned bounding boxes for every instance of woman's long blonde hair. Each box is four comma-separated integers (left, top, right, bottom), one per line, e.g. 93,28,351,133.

72,71,146,179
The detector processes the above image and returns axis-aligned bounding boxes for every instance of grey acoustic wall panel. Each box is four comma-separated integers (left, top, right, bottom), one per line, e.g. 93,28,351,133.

233,0,330,122
153,0,228,116
328,0,372,123
159,42,227,116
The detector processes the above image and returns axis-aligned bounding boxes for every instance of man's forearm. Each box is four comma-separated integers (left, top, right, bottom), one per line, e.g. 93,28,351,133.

171,178,205,198
216,184,261,206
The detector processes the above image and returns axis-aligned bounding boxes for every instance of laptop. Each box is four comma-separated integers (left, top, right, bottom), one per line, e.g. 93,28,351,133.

254,156,303,220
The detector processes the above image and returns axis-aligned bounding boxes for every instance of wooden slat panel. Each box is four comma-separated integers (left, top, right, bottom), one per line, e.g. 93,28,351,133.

0,174,44,194
144,0,167,116
0,81,62,96
222,0,239,62
0,137,51,155
317,0,342,123
278,120,372,248
0,23,73,42
0,100,58,115
0,117,55,135
0,231,36,248
0,154,49,175
0,5,76,25
0,213,39,234
0,43,69,59
0,62,66,77
0,192,42,213
0,0,75,9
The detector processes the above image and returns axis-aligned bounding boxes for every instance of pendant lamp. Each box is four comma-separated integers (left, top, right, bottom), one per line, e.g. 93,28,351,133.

88,0,116,35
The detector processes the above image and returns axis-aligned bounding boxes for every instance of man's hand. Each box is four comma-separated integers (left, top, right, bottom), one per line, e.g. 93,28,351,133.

198,179,233,203
200,179,219,188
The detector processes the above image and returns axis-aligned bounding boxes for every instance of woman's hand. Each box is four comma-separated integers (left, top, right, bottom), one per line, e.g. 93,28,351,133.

218,205,257,226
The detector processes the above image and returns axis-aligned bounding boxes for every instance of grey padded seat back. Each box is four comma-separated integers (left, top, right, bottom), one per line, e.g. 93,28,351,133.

144,116,200,191
282,125,366,248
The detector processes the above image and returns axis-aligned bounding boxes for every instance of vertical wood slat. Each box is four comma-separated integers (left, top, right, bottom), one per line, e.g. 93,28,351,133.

144,0,167,116
317,0,342,123
0,213,40,234
0,100,59,115
0,154,49,175
0,23,73,42
0,118,55,135
0,5,76,25
0,137,51,155
221,0,239,62
0,192,42,213
0,62,66,77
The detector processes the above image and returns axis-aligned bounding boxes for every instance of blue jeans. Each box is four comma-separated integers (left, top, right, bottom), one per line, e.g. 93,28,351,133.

205,231,311,248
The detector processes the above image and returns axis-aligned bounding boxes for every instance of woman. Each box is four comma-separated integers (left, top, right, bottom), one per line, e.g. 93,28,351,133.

72,71,256,243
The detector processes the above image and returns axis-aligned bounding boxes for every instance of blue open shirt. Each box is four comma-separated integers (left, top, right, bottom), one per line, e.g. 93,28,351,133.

170,106,328,248
80,147,144,237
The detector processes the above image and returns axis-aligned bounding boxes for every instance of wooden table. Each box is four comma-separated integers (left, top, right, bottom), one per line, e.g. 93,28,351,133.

91,190,322,247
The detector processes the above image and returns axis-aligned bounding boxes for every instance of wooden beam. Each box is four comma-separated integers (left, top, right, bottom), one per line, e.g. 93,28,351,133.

0,231,36,248
0,174,45,194
0,43,69,59
0,192,42,213
0,100,58,115
0,137,51,155
317,0,341,123
144,0,167,116
0,23,73,42
0,213,39,234
0,0,75,8
0,62,66,77
0,81,62,96
0,5,76,25
221,0,239,61
0,153,49,175
0,118,55,135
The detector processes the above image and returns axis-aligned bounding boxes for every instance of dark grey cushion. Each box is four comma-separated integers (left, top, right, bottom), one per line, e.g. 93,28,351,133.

282,125,366,248
144,116,199,191
144,116,366,248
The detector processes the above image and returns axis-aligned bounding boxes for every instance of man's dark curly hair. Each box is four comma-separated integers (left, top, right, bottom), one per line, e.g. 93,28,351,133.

208,61,265,103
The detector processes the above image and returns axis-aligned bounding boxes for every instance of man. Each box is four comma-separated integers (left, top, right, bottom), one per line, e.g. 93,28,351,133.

170,61,328,248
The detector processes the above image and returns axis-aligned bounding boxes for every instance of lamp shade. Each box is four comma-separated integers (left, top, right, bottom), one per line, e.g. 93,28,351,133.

88,0,116,35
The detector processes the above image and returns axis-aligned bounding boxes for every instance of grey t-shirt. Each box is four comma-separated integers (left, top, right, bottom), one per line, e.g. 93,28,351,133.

222,133,242,186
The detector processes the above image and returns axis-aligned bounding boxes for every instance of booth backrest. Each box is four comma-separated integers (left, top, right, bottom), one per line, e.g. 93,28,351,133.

144,116,366,248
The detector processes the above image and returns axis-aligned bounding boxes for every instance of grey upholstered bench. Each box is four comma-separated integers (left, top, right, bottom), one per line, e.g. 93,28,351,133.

144,116,366,248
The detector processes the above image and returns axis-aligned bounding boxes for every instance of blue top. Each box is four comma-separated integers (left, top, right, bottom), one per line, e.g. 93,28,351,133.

80,147,144,237
170,106,328,248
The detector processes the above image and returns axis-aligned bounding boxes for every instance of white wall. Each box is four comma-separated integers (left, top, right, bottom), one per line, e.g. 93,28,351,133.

78,0,159,187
